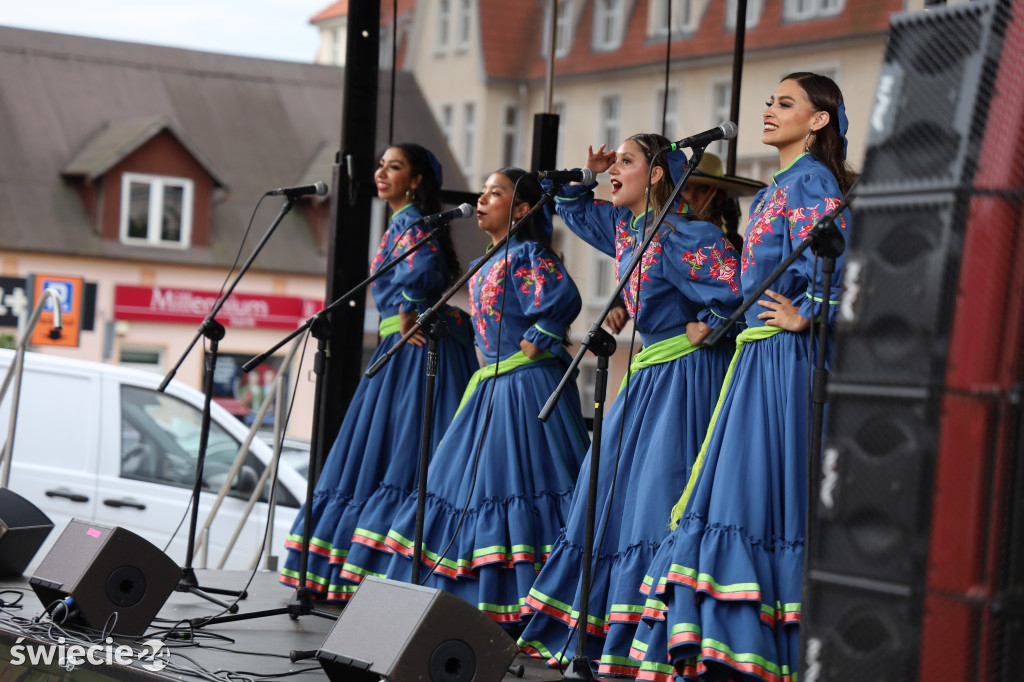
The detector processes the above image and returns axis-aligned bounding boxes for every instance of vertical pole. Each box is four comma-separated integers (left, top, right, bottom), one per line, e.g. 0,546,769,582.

317,1,381,478
727,0,747,176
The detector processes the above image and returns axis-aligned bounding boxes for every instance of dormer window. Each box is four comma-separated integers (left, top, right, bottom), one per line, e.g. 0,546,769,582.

120,172,194,248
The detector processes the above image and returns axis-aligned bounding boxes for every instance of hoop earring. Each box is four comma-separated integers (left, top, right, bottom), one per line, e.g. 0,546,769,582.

405,188,414,201
804,130,813,153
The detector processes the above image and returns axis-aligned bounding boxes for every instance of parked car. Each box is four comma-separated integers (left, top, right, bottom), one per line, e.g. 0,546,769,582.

0,349,307,573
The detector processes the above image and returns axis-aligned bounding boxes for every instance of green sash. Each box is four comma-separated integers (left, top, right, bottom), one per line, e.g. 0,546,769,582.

457,350,553,415
668,325,783,528
618,332,698,393
379,314,401,337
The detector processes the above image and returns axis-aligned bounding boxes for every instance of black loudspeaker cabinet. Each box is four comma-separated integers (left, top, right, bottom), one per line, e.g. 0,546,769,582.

29,519,181,636
810,384,941,585
859,1,1005,194
832,194,964,386
801,572,922,682
317,577,518,682
0,488,54,576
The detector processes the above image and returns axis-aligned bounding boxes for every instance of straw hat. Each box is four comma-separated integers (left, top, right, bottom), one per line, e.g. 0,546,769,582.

686,153,765,198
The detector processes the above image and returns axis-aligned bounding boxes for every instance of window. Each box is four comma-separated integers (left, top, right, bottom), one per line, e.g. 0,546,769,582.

726,0,762,30
435,0,451,54
501,104,521,168
593,0,624,50
655,86,679,140
119,385,298,507
329,26,342,65
462,101,476,179
119,346,164,374
599,94,622,150
650,0,698,37
456,0,473,51
542,0,574,58
710,81,732,158
784,0,843,20
439,103,455,149
120,173,193,248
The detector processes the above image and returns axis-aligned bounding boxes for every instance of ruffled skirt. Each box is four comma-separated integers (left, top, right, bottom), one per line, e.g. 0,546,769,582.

517,346,732,676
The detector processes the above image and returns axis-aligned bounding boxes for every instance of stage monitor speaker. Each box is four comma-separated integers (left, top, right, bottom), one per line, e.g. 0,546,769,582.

316,577,518,682
29,519,181,637
0,488,54,576
859,1,1005,194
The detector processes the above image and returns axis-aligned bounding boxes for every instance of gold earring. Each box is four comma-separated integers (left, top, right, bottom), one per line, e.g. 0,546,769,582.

804,130,813,153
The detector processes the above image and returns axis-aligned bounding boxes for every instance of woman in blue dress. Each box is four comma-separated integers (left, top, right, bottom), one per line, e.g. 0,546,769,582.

361,167,590,628
279,142,478,601
631,72,855,682
517,133,743,676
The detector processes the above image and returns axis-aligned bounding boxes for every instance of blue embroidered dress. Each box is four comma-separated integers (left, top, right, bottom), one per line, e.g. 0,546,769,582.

631,153,851,682
365,236,590,627
279,203,477,601
517,181,742,676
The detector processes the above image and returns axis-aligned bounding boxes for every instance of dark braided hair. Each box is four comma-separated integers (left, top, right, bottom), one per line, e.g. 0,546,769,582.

781,72,856,194
495,168,554,250
389,142,462,283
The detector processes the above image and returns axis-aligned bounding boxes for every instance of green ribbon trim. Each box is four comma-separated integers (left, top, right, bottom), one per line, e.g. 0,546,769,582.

619,332,697,393
668,325,783,528
457,350,552,414
379,314,401,337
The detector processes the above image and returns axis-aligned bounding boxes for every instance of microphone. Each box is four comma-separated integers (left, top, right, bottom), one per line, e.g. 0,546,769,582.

411,202,474,225
531,168,596,185
662,121,738,151
266,181,329,197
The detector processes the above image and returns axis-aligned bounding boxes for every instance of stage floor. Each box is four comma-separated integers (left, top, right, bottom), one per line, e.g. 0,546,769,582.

0,569,620,681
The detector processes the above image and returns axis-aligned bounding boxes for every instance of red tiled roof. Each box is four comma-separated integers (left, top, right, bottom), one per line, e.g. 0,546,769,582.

310,0,417,26
309,0,347,24
480,0,903,82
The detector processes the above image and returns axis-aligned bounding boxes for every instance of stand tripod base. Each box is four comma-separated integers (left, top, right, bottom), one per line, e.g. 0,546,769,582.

188,586,338,628
561,655,597,681
176,567,245,613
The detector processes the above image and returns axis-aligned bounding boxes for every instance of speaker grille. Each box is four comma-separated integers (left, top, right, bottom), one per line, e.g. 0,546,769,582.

860,2,1005,193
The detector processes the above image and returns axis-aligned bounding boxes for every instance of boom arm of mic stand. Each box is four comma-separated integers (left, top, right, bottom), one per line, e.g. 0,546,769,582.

240,221,450,374
159,198,296,392
702,186,855,348
538,150,704,422
364,187,560,378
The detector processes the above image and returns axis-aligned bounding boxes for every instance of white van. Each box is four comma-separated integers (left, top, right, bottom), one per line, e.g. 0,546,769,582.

0,349,307,573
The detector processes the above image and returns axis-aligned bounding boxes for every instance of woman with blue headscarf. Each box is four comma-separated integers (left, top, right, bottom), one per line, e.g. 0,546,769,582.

517,133,743,676
280,143,478,602
631,72,855,682
368,167,589,629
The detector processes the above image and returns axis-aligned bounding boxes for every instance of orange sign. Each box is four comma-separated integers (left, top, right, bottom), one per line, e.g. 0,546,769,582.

28,274,83,347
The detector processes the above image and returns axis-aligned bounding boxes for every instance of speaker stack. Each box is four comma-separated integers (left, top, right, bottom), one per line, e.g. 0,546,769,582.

316,577,518,682
29,519,181,637
801,1,1024,680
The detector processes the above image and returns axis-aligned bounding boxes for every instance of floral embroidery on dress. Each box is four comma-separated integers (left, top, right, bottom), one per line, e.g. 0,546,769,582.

621,241,663,318
395,226,435,270
514,257,564,310
369,232,391,283
469,259,508,351
742,186,788,273
681,245,740,295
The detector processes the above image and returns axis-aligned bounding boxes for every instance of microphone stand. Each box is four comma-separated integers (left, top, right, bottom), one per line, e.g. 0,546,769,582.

536,148,704,681
159,196,300,612
189,215,457,630
364,183,559,587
